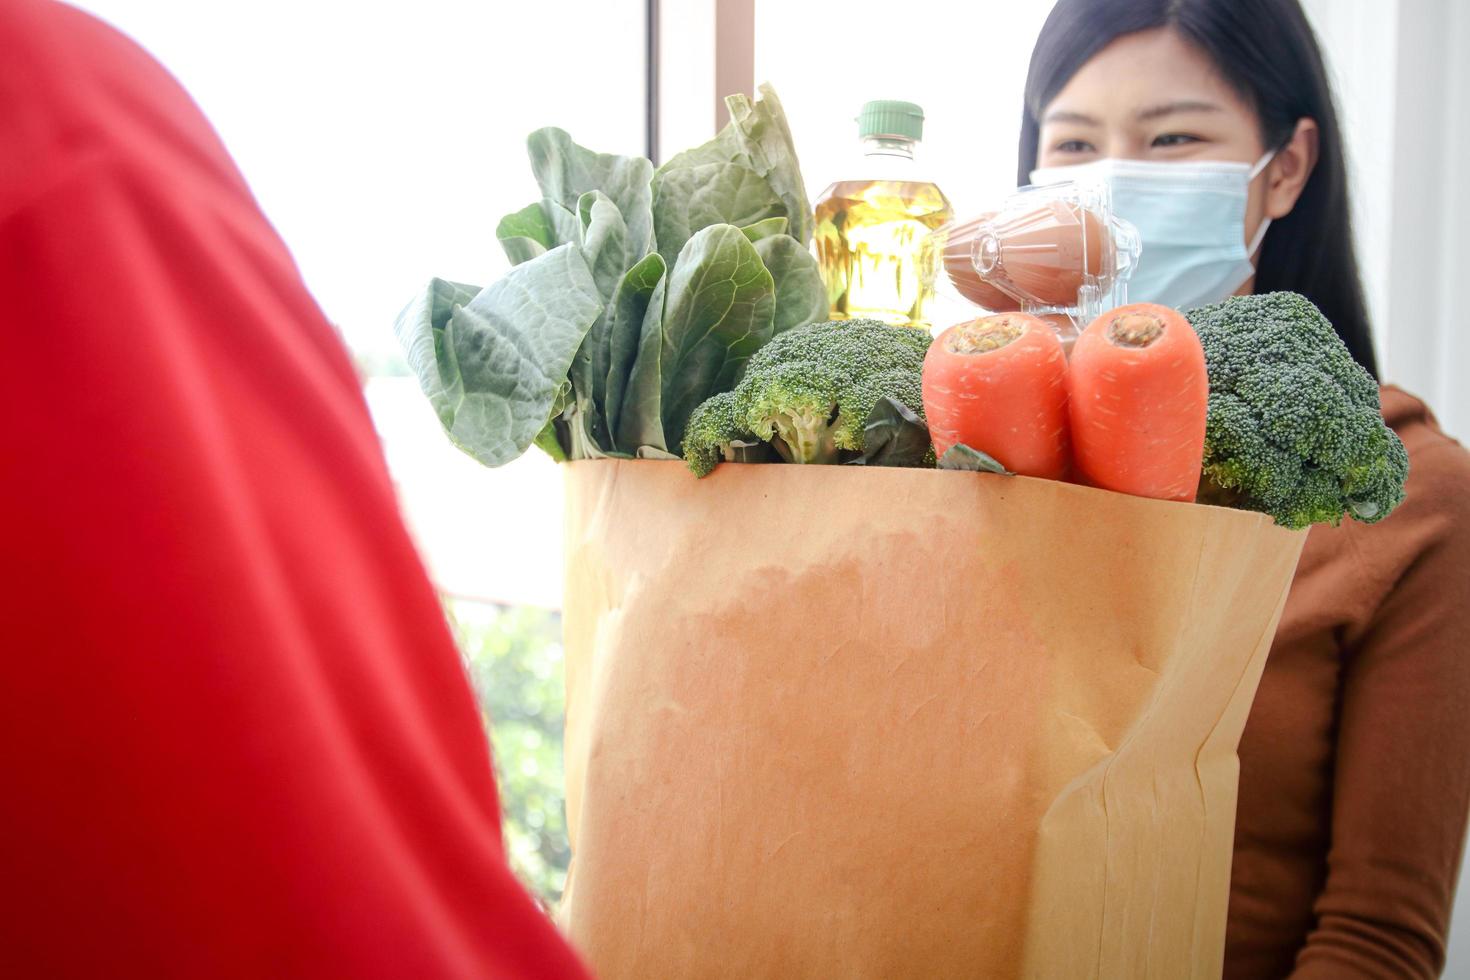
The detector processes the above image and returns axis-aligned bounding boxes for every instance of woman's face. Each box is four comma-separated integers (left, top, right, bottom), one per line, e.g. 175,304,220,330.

1036,28,1266,168
1035,27,1290,259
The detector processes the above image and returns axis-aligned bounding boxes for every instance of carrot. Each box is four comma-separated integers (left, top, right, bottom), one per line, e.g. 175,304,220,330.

922,313,1071,479
1068,302,1208,502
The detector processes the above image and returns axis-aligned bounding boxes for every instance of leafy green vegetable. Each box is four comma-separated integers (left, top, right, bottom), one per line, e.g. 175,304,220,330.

753,235,829,335
528,128,654,258
661,226,787,455
577,191,634,298
854,397,933,468
682,318,931,474
532,419,569,463
567,192,633,454
396,278,480,426
727,85,813,246
659,225,777,455
495,203,555,265
740,217,789,242
938,444,1012,475
651,163,785,267
394,245,604,467
614,264,668,453
399,85,826,468
496,199,582,267
661,83,813,247
605,253,667,452
1186,291,1409,529
661,224,793,455
634,446,682,461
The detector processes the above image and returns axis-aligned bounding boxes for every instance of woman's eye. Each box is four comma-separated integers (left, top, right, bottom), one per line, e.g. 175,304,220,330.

1055,139,1095,154
1152,133,1201,148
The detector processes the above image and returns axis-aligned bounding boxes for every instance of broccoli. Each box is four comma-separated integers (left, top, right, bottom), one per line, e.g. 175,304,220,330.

1186,291,1408,530
682,391,752,478
681,318,931,475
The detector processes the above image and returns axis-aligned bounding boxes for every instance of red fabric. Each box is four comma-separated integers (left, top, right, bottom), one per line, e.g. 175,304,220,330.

0,2,590,977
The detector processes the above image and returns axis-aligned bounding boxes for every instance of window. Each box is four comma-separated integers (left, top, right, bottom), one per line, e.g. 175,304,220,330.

71,0,649,606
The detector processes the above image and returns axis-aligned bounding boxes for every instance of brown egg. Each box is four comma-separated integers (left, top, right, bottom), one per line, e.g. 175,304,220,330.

987,201,1108,306
942,213,1020,311
944,202,1109,310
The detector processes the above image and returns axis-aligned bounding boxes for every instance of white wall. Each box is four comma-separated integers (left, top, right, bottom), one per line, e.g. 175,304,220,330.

1383,0,1469,445
1303,0,1469,443
1297,0,1399,362
1302,3,1470,971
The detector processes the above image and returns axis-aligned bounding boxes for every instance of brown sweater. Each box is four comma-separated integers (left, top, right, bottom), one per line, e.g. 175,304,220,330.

1225,387,1470,978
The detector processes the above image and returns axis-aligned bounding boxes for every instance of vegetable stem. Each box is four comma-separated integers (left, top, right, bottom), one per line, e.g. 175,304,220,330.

946,316,1024,355
1107,312,1164,348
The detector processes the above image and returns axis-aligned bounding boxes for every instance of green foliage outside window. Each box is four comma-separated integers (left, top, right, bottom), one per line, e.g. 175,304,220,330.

451,601,570,906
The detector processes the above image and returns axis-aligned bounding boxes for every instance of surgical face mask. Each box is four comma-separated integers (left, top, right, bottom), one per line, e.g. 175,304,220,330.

1029,152,1274,310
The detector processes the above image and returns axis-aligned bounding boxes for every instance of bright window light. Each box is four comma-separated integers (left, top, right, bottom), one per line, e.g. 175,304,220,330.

67,0,646,606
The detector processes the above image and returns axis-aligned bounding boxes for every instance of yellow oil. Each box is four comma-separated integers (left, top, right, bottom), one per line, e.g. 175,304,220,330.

813,179,953,328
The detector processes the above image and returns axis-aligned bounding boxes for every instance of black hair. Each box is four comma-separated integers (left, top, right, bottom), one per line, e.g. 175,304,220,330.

1018,0,1379,378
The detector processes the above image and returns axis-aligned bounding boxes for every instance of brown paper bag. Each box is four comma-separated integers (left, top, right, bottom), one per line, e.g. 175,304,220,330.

559,460,1305,979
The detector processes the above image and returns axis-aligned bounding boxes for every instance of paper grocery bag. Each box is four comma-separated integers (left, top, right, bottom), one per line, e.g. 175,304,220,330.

559,460,1305,979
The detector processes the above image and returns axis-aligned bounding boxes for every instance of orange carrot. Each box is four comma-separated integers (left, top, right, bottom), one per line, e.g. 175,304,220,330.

922,313,1071,479
1068,302,1208,502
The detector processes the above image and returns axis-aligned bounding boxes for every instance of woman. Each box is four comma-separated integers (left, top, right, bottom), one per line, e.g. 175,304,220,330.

1019,1,1470,976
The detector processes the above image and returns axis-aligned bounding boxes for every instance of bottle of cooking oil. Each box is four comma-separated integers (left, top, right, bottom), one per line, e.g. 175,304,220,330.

813,101,953,328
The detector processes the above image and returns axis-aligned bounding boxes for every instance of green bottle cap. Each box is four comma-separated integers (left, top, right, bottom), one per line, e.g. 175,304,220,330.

857,100,925,141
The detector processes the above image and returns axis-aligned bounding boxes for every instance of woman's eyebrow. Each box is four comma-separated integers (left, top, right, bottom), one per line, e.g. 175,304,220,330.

1041,108,1101,126
1136,99,1223,121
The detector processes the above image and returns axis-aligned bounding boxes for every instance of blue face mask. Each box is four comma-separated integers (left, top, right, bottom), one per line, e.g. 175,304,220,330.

1029,153,1274,310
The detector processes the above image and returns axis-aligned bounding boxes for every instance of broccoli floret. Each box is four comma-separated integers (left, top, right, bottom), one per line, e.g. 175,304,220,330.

737,318,928,464
680,318,930,475
1186,292,1408,529
734,360,845,464
681,391,753,478
735,319,929,465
